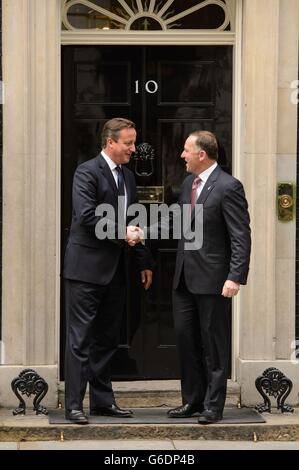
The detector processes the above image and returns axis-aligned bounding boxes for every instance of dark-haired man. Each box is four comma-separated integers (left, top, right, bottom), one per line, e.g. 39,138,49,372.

63,118,152,424
167,131,251,424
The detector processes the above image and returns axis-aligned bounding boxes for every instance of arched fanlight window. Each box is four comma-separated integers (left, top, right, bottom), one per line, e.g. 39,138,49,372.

62,0,235,32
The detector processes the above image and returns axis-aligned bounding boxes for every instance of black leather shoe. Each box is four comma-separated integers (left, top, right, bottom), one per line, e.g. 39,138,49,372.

198,409,222,424
90,404,133,418
167,404,203,418
65,409,89,424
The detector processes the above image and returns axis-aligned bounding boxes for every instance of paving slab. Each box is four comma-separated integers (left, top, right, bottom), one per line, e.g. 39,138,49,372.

2,440,299,451
0,442,18,450
19,440,175,450
173,440,299,450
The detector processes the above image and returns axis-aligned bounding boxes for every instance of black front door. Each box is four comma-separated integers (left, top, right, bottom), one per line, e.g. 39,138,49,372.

61,45,232,379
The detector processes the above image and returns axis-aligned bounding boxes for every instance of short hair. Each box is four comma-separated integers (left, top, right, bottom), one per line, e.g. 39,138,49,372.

101,117,136,148
189,130,218,160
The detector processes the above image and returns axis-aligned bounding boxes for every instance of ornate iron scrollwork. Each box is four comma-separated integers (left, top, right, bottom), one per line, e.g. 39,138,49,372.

11,368,49,415
255,367,294,413
132,142,155,178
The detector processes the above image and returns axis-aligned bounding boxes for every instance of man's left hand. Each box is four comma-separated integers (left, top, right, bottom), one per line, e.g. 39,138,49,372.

222,280,240,298
141,270,152,290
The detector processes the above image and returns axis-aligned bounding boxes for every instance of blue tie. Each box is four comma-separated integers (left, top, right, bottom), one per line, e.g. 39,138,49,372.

116,166,125,196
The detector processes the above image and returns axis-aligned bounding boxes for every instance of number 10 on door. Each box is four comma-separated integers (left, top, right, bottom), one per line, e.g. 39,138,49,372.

135,80,158,94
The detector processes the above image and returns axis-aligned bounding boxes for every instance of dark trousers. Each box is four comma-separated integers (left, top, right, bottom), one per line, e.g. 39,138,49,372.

172,276,230,414
64,263,125,412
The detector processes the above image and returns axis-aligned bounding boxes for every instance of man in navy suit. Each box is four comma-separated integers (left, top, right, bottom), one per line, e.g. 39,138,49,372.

167,131,251,424
63,118,152,424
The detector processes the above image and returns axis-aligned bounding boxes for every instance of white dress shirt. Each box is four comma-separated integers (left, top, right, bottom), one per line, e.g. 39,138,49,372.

195,162,218,199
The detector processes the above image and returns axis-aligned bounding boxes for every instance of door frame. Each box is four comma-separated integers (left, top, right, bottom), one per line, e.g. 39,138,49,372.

59,1,243,381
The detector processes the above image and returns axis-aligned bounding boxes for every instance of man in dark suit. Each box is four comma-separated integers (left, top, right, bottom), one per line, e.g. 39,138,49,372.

167,130,251,424
63,118,152,424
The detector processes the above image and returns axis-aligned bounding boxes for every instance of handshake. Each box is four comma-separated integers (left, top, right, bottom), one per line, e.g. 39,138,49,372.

125,226,145,246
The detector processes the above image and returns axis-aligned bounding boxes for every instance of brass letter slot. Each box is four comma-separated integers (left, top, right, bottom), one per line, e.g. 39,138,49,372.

277,183,295,222
136,186,164,203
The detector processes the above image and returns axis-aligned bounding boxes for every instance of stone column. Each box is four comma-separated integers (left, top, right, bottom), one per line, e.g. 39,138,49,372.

0,0,61,406
237,0,299,405
275,0,298,360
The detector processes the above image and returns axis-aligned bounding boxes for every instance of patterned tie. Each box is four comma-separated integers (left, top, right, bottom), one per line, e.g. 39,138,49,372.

190,176,201,211
115,166,125,196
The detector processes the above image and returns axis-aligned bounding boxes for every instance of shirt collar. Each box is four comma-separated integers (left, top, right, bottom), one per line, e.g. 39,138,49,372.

101,150,120,172
198,161,218,183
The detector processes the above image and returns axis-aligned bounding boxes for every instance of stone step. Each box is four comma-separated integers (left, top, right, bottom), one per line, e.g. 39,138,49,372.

58,380,240,408
0,408,298,442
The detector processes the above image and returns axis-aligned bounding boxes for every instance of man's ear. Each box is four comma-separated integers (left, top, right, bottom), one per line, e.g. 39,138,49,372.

199,150,205,161
107,137,114,147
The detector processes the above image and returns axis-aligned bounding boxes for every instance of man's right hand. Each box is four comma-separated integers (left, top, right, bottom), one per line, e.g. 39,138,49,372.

126,226,144,246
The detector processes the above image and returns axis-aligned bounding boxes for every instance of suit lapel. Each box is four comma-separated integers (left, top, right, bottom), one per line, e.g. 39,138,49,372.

97,153,133,210
198,165,221,203
97,153,118,200
191,165,221,220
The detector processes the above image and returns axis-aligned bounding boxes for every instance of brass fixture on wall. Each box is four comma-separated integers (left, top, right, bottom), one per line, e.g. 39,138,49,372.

277,182,295,222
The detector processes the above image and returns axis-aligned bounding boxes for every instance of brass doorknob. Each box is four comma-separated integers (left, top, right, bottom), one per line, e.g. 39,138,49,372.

279,194,293,209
